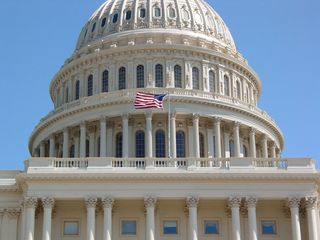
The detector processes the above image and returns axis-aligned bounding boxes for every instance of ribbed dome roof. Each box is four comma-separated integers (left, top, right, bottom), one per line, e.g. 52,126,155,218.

76,0,237,51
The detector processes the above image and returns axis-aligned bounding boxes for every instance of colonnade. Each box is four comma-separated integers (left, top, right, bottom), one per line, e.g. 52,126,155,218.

21,196,319,240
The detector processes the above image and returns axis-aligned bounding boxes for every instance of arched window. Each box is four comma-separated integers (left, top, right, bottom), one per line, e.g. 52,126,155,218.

199,133,205,158
87,75,93,96
136,65,145,88
156,130,166,157
101,17,107,27
91,22,96,32
116,133,123,158
155,64,163,87
181,8,190,21
243,145,248,157
176,131,185,158
69,145,75,158
168,7,176,18
119,67,126,90
125,10,132,21
139,8,146,18
112,13,119,23
102,70,109,92
75,80,80,100
236,81,241,99
174,65,182,88
192,67,200,90
135,131,145,158
209,70,215,92
224,75,230,96
86,139,90,157
65,87,69,103
229,140,234,157
154,7,161,17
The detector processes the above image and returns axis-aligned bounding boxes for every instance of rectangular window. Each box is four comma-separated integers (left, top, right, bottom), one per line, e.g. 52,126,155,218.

261,220,277,235
121,220,137,235
64,221,79,236
204,220,219,234
163,220,178,234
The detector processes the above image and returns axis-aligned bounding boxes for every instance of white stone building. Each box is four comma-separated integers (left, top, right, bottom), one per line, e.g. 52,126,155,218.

0,0,319,240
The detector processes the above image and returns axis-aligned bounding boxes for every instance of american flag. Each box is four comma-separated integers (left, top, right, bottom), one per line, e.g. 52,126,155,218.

134,92,167,109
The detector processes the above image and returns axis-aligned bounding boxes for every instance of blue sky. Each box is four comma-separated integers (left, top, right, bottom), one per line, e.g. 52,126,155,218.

0,0,319,170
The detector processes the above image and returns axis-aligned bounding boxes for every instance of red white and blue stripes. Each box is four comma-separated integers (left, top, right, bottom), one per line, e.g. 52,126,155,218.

134,92,167,109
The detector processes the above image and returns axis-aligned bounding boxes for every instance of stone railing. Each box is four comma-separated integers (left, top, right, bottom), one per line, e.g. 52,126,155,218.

25,157,315,173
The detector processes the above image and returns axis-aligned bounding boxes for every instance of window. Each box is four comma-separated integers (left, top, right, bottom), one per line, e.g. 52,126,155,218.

192,67,200,90
112,13,119,23
224,75,229,96
116,133,123,158
155,64,163,87
229,140,234,157
69,145,75,158
261,220,277,235
75,80,80,100
163,221,178,234
204,220,219,234
154,7,161,17
121,220,137,235
168,7,176,18
176,131,185,158
194,11,202,24
139,8,146,18
91,22,96,32
135,131,145,158
209,70,215,92
64,221,79,236
156,130,166,157
119,67,126,90
199,133,205,158
174,65,182,88
101,17,107,27
86,139,90,157
125,10,132,21
87,75,93,96
136,65,145,88
65,87,69,103
102,70,109,92
236,81,241,99
181,8,190,21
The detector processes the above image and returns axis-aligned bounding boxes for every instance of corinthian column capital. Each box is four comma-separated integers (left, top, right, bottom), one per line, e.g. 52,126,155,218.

186,196,199,208
42,197,55,209
245,197,258,208
305,196,318,209
85,197,97,208
228,197,242,208
288,197,301,208
102,197,114,209
144,196,157,208
24,197,38,208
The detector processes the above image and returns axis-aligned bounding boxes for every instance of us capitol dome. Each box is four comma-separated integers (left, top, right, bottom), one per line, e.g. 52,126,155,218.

0,0,319,240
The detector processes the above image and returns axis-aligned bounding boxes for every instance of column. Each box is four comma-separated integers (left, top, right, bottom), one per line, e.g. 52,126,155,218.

74,132,80,158
229,197,242,240
214,118,222,158
89,127,95,157
40,142,45,157
233,122,241,157
186,196,199,240
146,111,153,158
102,197,114,240
106,123,113,157
207,127,214,159
144,196,157,240
85,197,97,240
193,114,200,158
24,197,38,240
170,113,177,158
261,135,268,158
100,117,107,157
122,114,129,158
20,200,26,240
49,135,55,157
63,128,69,158
249,128,256,158
305,196,318,240
271,143,277,158
288,197,302,240
80,122,86,158
42,197,55,240
246,197,258,240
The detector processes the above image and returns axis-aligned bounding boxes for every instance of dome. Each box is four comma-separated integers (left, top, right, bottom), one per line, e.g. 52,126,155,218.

75,0,237,51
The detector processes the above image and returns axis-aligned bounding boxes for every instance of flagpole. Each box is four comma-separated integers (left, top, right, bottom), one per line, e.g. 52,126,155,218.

168,89,171,159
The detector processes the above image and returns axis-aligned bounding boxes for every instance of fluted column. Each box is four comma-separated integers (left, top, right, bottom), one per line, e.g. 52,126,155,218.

100,117,107,157
214,118,222,158
42,197,55,240
193,114,200,158
271,143,277,158
186,196,199,240
288,197,302,240
145,111,153,158
63,128,69,158
122,114,129,158
144,196,157,240
80,122,86,158
233,122,241,157
85,197,97,240
40,142,45,157
20,200,26,240
246,197,258,240
249,128,256,158
170,113,177,158
229,197,242,240
305,196,318,240
74,132,80,158
261,135,268,158
24,197,38,240
102,197,114,240
49,135,55,157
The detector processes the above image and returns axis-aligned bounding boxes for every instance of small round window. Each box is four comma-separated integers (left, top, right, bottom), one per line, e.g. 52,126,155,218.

125,10,132,20
168,7,176,18
101,17,107,27
154,7,161,17
112,13,119,23
91,22,96,32
139,8,146,18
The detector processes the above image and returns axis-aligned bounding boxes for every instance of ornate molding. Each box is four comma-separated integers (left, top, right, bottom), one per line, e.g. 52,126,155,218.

228,197,242,208
5,208,21,219
42,197,55,209
288,197,301,208
246,197,258,208
186,196,199,208
144,196,157,208
24,197,38,208
305,196,318,209
85,197,98,208
102,197,114,209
